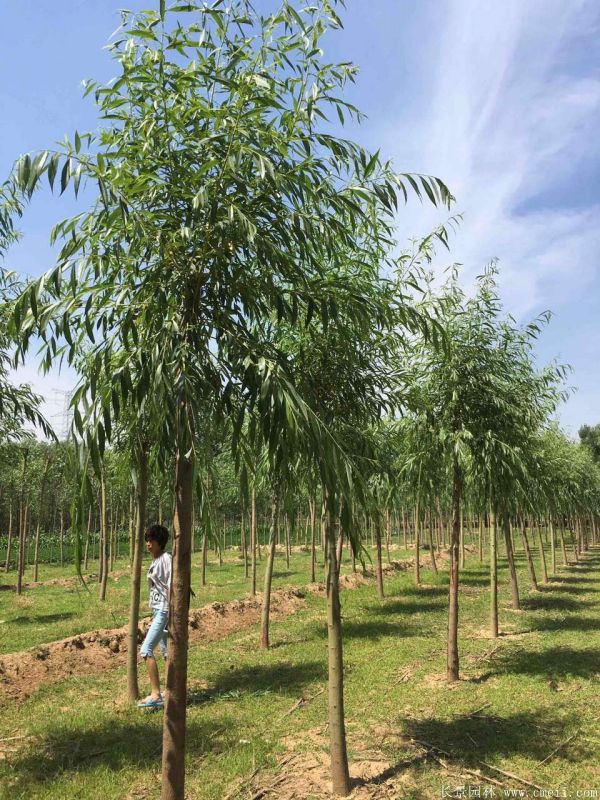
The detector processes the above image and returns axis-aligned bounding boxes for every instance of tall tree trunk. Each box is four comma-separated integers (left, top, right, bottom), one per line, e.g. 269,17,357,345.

478,515,484,563
536,520,549,583
241,512,249,578
447,458,461,681
310,496,317,583
127,447,149,702
413,504,420,586
559,525,569,566
161,450,194,800
4,499,13,573
490,509,498,638
84,508,92,571
520,519,538,591
16,449,28,596
428,509,438,574
375,510,384,599
99,474,109,601
59,509,65,568
503,514,520,610
550,516,557,575
201,531,208,587
325,492,351,796
260,494,279,649
250,487,257,596
459,509,465,568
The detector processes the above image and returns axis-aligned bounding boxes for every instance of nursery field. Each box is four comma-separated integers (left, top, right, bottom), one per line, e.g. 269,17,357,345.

1,545,599,800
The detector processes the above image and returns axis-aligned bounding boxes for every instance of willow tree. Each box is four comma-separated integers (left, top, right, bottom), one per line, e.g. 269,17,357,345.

2,2,450,797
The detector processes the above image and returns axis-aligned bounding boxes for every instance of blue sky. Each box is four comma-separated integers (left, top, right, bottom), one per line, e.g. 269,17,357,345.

1,0,599,437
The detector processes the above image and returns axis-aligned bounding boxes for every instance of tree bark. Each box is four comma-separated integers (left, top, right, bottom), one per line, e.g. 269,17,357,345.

161,450,194,800
550,516,556,575
260,494,279,649
520,519,538,591
413,504,420,586
4,499,13,573
127,447,149,702
447,457,461,681
310,496,317,583
16,449,28,596
325,492,351,796
375,510,384,599
99,473,109,601
490,509,498,638
428,509,438,574
503,514,520,610
250,487,257,596
536,520,549,583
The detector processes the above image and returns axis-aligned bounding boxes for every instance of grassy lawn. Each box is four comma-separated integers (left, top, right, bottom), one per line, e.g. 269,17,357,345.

1,545,599,799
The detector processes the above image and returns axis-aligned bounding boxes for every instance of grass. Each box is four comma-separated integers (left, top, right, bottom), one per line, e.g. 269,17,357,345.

1,541,599,799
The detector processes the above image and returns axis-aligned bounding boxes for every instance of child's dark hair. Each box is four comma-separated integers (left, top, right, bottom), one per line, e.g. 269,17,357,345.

145,523,169,551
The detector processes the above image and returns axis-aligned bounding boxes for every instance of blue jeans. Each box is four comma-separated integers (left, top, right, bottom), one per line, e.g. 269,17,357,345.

140,609,168,659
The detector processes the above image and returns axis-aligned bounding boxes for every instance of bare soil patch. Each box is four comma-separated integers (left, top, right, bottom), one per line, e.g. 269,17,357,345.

0,587,305,704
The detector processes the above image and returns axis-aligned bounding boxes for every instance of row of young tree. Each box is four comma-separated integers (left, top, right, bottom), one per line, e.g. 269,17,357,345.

1,2,598,797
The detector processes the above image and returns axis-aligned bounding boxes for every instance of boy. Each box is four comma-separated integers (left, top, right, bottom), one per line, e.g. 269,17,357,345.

138,523,172,709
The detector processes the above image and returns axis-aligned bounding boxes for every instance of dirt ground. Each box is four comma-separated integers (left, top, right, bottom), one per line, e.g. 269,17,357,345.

0,587,306,704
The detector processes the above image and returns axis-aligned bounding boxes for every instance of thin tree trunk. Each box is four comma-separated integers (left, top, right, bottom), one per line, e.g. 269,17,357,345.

520,519,538,591
201,531,208,587
4,499,13,573
260,494,279,649
375,511,384,599
310,496,316,583
84,508,92,571
250,487,257,596
428,509,438,574
325,492,351,796
16,449,28,596
503,514,520,610
99,474,109,601
559,525,569,566
161,449,194,800
447,458,461,681
478,515,483,563
127,447,148,702
536,520,549,583
59,509,65,568
490,509,498,638
413,504,420,586
550,516,556,575
241,512,249,578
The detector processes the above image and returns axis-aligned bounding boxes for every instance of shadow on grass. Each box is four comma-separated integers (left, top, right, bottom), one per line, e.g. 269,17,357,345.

494,646,600,678
527,615,600,633
521,595,593,612
10,612,76,625
367,599,446,616
400,708,588,767
188,659,326,706
2,715,231,792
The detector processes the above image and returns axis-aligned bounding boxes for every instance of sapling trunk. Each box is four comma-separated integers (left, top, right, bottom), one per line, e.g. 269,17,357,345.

161,450,194,800
414,504,420,586
503,514,520,610
99,474,109,601
428,510,438,574
250,487,257,596
536,521,549,583
490,509,498,638
325,493,351,797
375,511,384,599
520,519,538,591
4,500,13,573
447,457,461,681
127,447,148,702
260,494,279,649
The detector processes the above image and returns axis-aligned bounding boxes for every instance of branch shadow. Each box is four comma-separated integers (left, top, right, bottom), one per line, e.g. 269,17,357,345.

3,715,230,793
493,646,600,678
188,659,326,705
10,612,76,625
400,708,589,767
